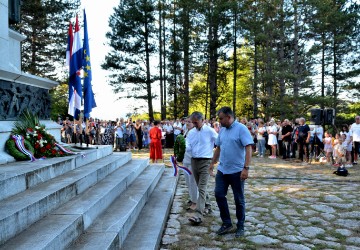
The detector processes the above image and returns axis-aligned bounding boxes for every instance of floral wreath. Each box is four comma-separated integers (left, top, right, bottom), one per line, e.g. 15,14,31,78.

5,110,76,161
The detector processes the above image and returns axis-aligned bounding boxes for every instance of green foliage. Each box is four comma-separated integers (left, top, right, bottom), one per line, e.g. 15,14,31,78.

5,138,34,161
50,83,69,121
13,0,80,81
12,110,41,136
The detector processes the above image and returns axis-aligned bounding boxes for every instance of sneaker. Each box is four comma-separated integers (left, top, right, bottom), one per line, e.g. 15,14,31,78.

269,156,276,159
260,155,264,158
345,164,353,168
216,224,233,235
235,228,245,238
353,161,358,165
333,163,340,167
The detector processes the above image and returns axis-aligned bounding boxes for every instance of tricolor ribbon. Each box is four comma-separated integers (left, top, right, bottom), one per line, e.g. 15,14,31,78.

11,135,38,162
170,155,192,176
55,143,85,158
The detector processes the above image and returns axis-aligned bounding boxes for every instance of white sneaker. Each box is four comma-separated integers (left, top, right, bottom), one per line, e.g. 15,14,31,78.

345,164,353,168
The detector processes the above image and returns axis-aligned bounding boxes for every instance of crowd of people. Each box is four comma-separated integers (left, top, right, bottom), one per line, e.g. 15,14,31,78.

58,114,360,168
57,111,359,238
247,116,360,168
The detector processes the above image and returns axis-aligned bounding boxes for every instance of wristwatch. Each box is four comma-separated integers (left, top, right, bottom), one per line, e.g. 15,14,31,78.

244,166,249,170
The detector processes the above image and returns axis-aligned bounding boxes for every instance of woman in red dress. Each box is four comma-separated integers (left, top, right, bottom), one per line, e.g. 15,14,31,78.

149,120,163,163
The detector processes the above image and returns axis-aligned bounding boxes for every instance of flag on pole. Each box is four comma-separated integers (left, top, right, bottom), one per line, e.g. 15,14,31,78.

68,15,83,120
66,21,73,67
66,22,74,117
83,9,96,119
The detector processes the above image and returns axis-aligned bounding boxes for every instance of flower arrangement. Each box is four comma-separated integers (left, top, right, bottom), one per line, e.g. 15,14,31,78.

25,125,65,158
6,110,69,160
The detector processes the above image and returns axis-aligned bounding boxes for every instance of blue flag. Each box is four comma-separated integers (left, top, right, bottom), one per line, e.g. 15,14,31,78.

83,9,96,119
69,15,83,120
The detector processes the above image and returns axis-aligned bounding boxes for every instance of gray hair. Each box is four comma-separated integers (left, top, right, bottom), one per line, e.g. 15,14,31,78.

190,111,204,121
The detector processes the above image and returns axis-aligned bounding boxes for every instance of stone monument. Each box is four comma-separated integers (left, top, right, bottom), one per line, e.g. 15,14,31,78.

0,0,61,164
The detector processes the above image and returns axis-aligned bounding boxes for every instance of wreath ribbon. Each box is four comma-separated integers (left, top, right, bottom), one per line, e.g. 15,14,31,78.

170,155,192,176
55,143,85,158
11,135,38,162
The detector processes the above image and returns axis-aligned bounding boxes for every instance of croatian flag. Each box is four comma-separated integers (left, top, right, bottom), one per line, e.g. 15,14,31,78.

66,22,74,117
66,21,73,67
68,15,83,120
83,10,96,119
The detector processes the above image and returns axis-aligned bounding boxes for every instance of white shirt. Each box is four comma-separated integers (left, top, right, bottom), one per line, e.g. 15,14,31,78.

163,124,173,133
314,126,323,141
186,125,218,158
173,122,182,135
115,125,124,138
350,123,360,142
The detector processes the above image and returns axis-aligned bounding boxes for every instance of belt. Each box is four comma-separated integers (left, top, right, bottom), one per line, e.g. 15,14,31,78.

192,157,211,160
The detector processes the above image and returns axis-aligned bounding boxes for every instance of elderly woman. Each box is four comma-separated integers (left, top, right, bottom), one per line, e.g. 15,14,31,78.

267,120,278,159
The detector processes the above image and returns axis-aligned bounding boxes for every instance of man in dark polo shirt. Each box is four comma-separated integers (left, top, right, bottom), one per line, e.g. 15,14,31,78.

281,119,293,160
295,117,311,163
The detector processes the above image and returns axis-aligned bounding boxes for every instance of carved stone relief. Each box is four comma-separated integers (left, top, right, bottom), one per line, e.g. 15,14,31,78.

0,80,50,120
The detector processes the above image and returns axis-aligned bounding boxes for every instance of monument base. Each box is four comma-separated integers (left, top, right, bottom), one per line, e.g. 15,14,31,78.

0,121,62,164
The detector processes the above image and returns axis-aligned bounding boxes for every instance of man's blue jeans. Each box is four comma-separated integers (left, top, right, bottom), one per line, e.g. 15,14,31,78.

214,170,245,229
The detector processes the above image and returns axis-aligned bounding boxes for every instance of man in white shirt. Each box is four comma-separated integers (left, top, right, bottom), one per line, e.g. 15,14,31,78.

350,115,360,164
173,118,183,141
163,120,174,148
186,111,218,225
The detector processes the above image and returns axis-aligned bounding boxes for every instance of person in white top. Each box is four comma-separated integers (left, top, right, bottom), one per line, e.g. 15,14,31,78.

311,125,324,157
350,115,360,164
183,118,198,211
173,118,183,141
267,120,278,159
186,111,218,225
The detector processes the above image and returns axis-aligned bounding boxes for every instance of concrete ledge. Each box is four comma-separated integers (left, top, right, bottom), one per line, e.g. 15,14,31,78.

0,145,114,201
0,153,131,245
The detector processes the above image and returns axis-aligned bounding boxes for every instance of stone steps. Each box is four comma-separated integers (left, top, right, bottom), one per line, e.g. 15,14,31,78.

0,147,178,250
0,149,131,245
0,145,113,201
68,164,167,250
121,168,178,250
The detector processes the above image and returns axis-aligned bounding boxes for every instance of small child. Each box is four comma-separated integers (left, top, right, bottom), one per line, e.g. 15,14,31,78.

323,131,333,164
334,137,347,167
332,133,340,166
341,133,353,168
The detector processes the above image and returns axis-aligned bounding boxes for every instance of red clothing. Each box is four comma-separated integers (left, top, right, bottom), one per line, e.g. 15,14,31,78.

149,126,163,161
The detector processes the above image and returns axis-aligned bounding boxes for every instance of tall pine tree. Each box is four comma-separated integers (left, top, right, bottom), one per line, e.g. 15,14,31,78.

103,0,157,121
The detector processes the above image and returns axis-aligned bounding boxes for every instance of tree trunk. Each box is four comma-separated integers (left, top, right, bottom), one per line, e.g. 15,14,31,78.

162,5,167,119
332,35,338,113
253,40,258,118
292,0,300,117
183,7,190,117
172,1,177,118
144,13,154,121
278,0,286,120
158,0,164,121
321,32,325,110
233,7,237,114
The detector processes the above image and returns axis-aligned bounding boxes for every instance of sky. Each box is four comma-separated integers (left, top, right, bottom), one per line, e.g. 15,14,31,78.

79,1,156,120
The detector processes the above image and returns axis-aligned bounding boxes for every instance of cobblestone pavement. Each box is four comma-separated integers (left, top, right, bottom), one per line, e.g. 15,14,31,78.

159,155,360,250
